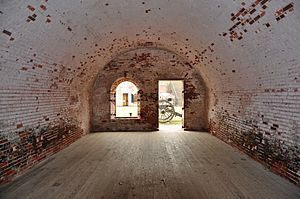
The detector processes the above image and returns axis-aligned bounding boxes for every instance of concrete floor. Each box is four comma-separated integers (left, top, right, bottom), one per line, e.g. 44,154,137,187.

1,128,299,199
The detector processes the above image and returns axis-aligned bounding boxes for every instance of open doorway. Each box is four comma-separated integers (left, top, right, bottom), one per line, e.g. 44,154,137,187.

111,80,140,119
158,80,184,130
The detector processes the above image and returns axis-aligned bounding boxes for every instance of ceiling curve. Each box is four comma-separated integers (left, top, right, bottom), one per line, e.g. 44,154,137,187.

1,0,299,95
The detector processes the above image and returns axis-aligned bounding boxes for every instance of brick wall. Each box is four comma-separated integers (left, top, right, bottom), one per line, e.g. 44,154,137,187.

91,47,208,132
209,87,300,184
0,1,88,184
0,42,86,183
0,123,83,184
208,58,300,184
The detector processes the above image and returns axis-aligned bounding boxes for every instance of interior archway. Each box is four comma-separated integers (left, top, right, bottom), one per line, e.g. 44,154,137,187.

91,47,208,132
110,78,140,119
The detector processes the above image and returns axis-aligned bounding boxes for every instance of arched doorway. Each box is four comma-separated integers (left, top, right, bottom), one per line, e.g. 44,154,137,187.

110,78,140,119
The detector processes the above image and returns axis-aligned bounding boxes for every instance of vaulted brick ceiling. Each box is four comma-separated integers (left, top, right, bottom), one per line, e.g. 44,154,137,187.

2,0,298,92
0,0,299,184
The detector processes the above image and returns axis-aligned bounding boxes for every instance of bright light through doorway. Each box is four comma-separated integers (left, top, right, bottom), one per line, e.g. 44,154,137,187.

158,80,184,129
115,81,139,118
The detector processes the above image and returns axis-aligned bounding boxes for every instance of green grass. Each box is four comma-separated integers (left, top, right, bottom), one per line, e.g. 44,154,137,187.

159,118,182,125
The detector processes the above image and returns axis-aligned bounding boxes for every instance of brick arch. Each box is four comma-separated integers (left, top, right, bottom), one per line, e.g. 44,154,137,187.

91,47,208,131
110,77,141,119
110,77,140,93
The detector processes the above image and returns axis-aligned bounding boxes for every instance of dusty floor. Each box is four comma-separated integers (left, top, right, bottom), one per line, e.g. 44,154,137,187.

1,127,299,199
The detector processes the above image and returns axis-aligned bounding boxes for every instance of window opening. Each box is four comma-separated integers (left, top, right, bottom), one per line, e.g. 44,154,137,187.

111,80,140,119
